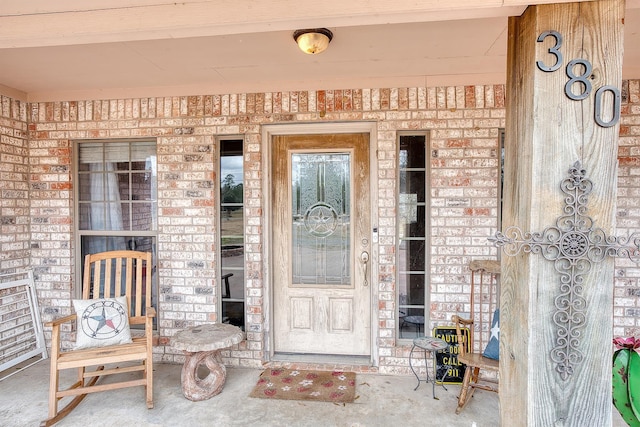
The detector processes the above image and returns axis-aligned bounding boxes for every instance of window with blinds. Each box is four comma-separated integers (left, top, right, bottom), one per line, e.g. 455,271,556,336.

74,139,158,319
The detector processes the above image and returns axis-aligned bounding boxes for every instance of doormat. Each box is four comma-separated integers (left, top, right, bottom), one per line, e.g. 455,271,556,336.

249,368,356,403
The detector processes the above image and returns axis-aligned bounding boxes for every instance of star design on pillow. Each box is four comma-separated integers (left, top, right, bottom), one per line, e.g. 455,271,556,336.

74,297,131,348
490,321,500,341
89,307,120,336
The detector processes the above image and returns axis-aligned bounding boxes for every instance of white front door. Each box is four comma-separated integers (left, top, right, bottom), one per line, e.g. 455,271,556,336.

272,133,371,356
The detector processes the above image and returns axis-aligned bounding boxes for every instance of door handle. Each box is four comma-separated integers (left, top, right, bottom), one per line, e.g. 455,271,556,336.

360,251,370,287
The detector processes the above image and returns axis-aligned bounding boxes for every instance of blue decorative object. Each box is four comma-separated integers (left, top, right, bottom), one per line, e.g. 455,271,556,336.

483,309,500,360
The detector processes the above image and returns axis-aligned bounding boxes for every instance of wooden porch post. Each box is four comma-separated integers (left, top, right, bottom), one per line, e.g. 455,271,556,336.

502,1,624,426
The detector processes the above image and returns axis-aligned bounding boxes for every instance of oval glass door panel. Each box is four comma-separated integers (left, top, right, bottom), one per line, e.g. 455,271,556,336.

291,153,350,286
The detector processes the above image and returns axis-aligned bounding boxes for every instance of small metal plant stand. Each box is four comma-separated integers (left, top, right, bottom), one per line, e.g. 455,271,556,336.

409,336,451,399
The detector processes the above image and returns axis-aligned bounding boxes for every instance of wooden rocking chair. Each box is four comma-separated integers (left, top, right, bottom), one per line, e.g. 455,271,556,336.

452,259,500,414
42,250,155,426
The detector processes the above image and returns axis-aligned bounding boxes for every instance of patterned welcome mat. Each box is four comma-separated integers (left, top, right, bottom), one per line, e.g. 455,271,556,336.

249,368,357,403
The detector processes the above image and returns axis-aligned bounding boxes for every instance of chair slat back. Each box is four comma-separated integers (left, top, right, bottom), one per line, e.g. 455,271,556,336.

454,316,473,358
83,250,152,324
468,260,500,352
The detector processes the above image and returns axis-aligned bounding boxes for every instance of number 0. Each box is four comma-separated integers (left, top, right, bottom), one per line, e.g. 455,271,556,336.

594,85,621,128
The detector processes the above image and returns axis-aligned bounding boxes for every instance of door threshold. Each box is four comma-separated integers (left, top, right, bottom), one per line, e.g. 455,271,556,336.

272,352,372,366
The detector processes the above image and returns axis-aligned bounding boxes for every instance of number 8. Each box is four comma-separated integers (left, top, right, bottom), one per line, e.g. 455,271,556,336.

565,59,593,100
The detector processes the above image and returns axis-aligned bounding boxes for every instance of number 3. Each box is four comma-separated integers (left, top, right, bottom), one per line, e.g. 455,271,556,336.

537,31,563,72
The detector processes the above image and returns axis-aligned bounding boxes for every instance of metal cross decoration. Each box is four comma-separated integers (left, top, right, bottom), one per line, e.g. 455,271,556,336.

490,161,640,380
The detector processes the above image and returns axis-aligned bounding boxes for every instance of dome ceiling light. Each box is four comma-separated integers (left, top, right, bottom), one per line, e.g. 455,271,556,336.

293,28,333,54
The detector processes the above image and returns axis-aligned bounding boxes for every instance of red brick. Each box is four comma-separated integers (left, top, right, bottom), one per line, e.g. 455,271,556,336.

465,85,476,108
398,88,409,110
50,182,71,190
619,156,640,166
494,84,505,108
334,89,343,111
298,91,308,112
317,90,326,112
446,139,472,148
161,208,184,216
380,88,391,110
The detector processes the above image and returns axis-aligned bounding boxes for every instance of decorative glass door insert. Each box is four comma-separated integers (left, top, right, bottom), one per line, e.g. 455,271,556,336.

291,153,351,286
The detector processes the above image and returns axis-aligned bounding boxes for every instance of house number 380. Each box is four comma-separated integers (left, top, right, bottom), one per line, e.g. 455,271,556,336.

536,30,620,128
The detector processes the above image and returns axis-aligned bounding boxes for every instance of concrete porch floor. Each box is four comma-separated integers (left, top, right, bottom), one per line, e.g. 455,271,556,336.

0,359,628,426
0,359,505,427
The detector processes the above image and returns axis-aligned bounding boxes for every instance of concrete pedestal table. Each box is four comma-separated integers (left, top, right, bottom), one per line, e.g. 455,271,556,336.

172,323,244,401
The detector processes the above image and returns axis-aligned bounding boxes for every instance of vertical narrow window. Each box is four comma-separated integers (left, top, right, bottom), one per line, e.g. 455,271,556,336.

219,138,245,330
76,139,158,318
397,133,428,339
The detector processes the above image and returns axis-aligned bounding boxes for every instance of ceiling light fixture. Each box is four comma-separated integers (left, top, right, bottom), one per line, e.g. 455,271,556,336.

293,28,333,55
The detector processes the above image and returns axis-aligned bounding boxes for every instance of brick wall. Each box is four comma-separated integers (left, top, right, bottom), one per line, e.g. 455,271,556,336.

374,86,504,374
3,81,638,373
28,105,74,333
0,96,29,272
614,80,640,339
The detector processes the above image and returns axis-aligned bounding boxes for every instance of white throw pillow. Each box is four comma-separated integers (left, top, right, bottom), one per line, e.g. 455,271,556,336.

72,296,132,350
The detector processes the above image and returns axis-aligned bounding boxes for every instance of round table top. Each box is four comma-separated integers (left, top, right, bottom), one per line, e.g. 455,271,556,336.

403,315,425,325
413,336,448,351
172,323,244,353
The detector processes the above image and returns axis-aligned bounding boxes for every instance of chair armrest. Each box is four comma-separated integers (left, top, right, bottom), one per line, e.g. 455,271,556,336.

145,307,156,318
46,313,77,328
452,315,474,326
47,313,77,357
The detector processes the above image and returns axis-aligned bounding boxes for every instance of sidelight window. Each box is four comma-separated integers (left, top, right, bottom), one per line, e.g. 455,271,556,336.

219,138,245,330
397,133,429,339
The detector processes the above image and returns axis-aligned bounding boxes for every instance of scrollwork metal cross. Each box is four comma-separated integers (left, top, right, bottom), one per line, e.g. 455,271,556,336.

490,161,640,380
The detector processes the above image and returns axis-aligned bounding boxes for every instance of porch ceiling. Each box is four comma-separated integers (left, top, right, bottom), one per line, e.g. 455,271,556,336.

1,0,639,102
